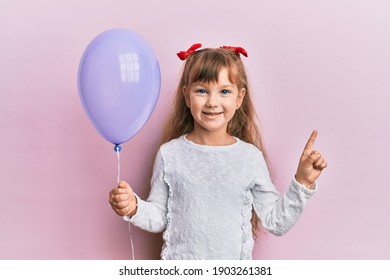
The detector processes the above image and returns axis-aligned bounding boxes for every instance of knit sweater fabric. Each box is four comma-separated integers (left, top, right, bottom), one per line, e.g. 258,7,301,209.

128,135,316,260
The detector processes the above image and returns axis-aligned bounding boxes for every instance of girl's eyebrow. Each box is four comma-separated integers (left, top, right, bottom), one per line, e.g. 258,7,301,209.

191,83,206,87
191,83,235,88
219,84,235,88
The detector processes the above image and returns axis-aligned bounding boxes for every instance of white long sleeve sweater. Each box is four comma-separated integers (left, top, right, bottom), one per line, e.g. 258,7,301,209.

127,135,316,260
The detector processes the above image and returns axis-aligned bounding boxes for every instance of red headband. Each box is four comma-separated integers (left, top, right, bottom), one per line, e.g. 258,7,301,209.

177,43,202,60
220,45,248,57
176,43,248,60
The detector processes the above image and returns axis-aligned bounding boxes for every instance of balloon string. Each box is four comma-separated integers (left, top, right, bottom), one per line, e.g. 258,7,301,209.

115,145,135,260
116,147,121,184
128,216,135,260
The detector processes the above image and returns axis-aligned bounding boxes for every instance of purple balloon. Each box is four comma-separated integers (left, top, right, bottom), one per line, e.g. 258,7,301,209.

78,29,160,145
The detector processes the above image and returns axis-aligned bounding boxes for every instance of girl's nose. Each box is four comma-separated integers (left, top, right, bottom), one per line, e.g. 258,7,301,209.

206,92,219,107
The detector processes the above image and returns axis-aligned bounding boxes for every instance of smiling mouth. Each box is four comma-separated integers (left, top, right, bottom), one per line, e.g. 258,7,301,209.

203,112,223,116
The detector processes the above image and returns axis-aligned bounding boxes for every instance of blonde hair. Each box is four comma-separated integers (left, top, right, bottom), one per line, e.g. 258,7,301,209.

161,47,269,239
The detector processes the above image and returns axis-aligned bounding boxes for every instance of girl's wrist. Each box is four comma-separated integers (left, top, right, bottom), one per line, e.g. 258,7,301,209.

129,195,138,217
294,175,315,190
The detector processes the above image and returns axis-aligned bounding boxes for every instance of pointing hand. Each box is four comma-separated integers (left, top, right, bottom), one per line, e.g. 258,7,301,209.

295,130,327,189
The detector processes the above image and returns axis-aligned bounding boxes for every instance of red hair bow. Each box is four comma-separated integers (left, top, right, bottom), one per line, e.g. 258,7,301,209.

177,43,202,60
220,46,248,57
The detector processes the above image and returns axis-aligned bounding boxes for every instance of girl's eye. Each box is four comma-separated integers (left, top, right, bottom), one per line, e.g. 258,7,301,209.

221,89,230,95
196,89,207,94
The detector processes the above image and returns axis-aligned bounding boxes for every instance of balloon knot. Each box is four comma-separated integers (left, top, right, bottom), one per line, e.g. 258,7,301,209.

114,145,122,152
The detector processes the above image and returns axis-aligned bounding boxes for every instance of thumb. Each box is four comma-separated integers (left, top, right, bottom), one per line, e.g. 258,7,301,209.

302,150,321,166
118,180,130,190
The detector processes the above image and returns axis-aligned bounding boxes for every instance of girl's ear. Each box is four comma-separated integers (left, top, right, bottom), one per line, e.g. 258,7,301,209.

236,88,246,109
183,86,190,107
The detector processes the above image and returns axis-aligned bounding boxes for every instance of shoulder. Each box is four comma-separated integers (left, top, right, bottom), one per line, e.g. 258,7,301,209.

234,140,271,184
159,136,185,151
236,138,263,156
152,137,185,169
157,135,187,159
235,138,268,167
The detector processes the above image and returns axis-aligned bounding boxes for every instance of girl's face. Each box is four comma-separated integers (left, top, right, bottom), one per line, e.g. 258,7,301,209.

184,68,245,138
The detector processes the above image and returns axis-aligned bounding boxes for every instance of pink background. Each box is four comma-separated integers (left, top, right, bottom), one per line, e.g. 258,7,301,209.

1,0,389,259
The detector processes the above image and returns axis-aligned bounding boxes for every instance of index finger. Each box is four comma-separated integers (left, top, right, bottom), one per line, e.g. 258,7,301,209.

118,181,129,189
110,187,125,196
303,130,318,151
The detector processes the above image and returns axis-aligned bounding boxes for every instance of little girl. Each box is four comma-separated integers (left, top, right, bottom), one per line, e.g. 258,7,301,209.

109,44,327,260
